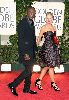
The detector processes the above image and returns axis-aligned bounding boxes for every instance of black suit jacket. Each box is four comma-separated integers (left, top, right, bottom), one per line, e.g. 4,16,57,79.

17,17,36,65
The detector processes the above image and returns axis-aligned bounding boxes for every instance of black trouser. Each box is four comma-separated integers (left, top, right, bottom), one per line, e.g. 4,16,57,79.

10,49,35,91
10,64,33,91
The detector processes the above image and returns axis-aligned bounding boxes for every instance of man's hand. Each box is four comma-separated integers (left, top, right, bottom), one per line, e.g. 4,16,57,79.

24,54,30,60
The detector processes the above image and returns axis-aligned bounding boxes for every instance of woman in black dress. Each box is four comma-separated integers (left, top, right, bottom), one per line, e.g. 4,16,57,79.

35,12,60,91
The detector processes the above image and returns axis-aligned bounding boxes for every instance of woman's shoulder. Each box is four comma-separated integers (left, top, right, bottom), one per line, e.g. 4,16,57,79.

41,24,46,29
41,24,48,31
53,26,56,31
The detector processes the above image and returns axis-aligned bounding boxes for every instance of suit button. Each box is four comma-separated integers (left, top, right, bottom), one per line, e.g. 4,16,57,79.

25,42,28,44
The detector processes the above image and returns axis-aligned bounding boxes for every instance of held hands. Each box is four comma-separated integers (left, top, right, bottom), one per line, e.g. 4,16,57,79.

36,36,40,46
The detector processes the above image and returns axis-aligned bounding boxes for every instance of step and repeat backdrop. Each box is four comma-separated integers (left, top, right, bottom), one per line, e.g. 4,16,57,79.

32,1,65,36
0,0,16,45
0,0,16,35
0,1,65,45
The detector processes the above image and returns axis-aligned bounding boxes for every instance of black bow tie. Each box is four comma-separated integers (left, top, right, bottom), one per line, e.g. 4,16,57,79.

29,19,34,26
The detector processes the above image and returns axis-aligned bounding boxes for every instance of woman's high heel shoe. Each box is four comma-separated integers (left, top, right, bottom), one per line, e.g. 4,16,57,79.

51,82,60,91
35,78,43,90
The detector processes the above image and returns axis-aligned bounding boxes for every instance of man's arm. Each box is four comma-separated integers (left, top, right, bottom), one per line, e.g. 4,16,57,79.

17,19,25,54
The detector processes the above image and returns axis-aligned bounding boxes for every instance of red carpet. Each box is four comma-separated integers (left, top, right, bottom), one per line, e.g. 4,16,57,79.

0,71,69,100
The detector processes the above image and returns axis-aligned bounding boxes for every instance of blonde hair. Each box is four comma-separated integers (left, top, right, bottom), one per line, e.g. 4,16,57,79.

46,12,54,19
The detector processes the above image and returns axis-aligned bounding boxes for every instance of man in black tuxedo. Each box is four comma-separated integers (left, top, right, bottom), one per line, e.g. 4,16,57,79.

8,6,37,96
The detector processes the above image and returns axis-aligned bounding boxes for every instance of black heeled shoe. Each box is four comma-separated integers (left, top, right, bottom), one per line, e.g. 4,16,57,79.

51,82,60,91
8,83,18,96
35,78,43,90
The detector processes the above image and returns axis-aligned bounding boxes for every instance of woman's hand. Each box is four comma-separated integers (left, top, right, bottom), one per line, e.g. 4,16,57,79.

36,36,40,46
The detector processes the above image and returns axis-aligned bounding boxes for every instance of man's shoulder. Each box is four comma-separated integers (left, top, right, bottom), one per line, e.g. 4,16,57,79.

21,16,27,22
18,17,27,26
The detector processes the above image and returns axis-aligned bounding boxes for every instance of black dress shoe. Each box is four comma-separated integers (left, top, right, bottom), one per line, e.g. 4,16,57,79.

29,90,37,94
23,89,37,94
8,84,18,96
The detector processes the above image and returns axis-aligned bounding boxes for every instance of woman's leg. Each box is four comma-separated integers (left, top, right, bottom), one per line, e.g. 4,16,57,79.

39,67,49,80
49,67,60,91
35,67,49,90
49,68,55,82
